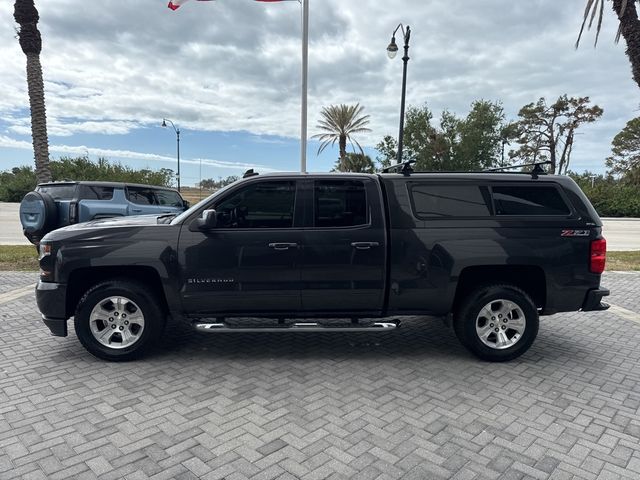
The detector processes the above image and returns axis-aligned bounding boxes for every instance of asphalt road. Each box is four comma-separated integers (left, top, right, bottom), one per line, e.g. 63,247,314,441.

0,202,30,245
600,218,640,251
1,202,639,250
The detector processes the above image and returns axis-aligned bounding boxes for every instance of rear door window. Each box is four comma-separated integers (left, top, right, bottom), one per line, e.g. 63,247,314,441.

127,187,156,205
37,184,77,200
313,180,368,228
492,186,570,216
79,185,114,200
154,189,184,207
409,184,491,218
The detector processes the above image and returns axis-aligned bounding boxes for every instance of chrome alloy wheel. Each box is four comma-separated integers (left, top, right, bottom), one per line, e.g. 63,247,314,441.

475,299,526,350
89,296,145,349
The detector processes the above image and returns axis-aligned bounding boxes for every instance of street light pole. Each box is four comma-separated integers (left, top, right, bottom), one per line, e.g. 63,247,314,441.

162,118,181,192
387,24,411,165
301,0,309,173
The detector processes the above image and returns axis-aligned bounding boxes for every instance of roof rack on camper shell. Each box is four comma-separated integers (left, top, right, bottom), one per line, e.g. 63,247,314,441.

381,160,553,179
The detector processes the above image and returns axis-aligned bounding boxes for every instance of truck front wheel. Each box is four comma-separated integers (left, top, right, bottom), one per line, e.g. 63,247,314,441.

453,285,538,362
74,280,164,361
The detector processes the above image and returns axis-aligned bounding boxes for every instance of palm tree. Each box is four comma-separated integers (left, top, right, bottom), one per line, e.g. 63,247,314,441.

332,153,376,173
576,0,640,90
14,0,51,183
312,104,371,171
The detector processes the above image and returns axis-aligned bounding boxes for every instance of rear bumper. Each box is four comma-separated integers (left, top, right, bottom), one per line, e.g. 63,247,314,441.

581,288,610,312
36,281,68,337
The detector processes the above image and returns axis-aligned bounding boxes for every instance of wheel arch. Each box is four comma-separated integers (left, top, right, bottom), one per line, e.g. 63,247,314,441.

453,265,546,313
66,266,170,319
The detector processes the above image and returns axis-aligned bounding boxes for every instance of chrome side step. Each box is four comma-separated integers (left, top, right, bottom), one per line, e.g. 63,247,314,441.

193,320,399,333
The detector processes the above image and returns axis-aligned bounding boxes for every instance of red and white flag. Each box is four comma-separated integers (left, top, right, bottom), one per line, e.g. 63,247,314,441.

168,0,210,11
168,0,290,10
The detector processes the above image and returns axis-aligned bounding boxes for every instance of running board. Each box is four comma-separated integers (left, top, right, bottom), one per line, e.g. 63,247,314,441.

193,320,399,333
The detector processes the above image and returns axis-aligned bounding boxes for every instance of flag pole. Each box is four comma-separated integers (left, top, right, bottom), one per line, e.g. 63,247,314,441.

300,0,309,173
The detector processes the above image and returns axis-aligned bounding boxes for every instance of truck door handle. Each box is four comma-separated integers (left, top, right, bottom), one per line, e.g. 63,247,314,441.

351,242,380,250
131,208,142,213
268,242,298,251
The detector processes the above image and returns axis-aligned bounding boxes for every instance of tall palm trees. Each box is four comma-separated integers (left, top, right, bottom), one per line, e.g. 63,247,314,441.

312,104,371,171
14,0,51,183
576,0,640,90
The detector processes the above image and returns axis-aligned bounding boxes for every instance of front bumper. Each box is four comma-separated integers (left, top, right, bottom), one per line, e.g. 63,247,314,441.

36,281,68,337
581,287,610,312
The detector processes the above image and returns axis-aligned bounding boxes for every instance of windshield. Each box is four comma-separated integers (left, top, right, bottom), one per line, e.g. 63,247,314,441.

170,181,239,225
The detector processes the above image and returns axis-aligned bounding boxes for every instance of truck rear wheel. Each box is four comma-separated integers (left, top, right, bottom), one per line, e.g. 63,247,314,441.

453,285,538,362
74,280,164,361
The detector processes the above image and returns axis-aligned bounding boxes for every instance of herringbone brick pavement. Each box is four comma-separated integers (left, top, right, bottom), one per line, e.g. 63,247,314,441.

0,271,639,479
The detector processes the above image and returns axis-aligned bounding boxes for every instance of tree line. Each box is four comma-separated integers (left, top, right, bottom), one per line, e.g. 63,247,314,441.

318,95,606,176
0,157,174,202
316,98,640,216
197,176,240,190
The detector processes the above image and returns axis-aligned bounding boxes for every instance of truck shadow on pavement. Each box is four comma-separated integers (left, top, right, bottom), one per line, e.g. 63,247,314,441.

142,314,601,369
151,316,494,362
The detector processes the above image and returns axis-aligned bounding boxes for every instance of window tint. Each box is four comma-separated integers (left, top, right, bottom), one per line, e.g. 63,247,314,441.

314,180,367,228
410,184,491,217
79,185,114,200
215,181,295,228
155,190,183,207
493,186,570,216
127,187,156,205
37,184,77,200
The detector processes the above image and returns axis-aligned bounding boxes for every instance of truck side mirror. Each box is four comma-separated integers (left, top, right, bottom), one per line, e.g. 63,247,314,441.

190,209,217,231
183,200,190,210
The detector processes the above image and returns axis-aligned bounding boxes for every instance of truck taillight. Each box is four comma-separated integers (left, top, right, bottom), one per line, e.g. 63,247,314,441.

590,238,606,274
69,201,78,224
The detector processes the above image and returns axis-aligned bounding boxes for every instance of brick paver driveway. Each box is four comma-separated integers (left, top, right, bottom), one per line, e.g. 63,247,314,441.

1,272,639,480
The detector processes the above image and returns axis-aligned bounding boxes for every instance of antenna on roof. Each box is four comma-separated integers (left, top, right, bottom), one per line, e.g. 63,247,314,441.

243,169,259,179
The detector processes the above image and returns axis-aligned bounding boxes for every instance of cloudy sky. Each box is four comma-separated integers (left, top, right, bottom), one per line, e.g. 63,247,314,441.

1,0,638,185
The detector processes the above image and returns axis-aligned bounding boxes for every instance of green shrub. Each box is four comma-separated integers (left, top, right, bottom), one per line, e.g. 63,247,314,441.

570,172,640,217
0,166,38,202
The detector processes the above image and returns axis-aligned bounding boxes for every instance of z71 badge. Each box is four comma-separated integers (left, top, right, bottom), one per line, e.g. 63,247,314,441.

561,230,590,237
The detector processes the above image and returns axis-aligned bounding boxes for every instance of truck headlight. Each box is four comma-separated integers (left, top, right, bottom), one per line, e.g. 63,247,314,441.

39,243,54,281
39,243,51,259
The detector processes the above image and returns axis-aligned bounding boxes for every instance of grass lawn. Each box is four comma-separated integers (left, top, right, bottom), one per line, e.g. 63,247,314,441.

180,186,215,205
0,245,39,271
607,251,640,271
1,245,639,272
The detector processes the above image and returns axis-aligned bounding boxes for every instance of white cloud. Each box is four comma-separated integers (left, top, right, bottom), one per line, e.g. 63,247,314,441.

0,134,276,172
1,0,638,172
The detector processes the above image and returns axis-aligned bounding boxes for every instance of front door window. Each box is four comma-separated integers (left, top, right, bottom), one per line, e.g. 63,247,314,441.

215,181,296,229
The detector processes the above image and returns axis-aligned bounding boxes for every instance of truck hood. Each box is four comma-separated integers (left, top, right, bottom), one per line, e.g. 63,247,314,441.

42,214,177,243
60,214,165,230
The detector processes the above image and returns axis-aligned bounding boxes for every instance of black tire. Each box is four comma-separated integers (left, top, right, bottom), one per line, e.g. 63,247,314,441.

74,280,165,361
453,285,538,362
19,191,57,244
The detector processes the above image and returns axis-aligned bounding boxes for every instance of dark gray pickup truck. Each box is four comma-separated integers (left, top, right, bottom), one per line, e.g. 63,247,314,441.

35,166,609,362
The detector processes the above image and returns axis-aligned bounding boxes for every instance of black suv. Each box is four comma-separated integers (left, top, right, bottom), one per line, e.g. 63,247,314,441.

35,165,609,362
19,181,188,245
